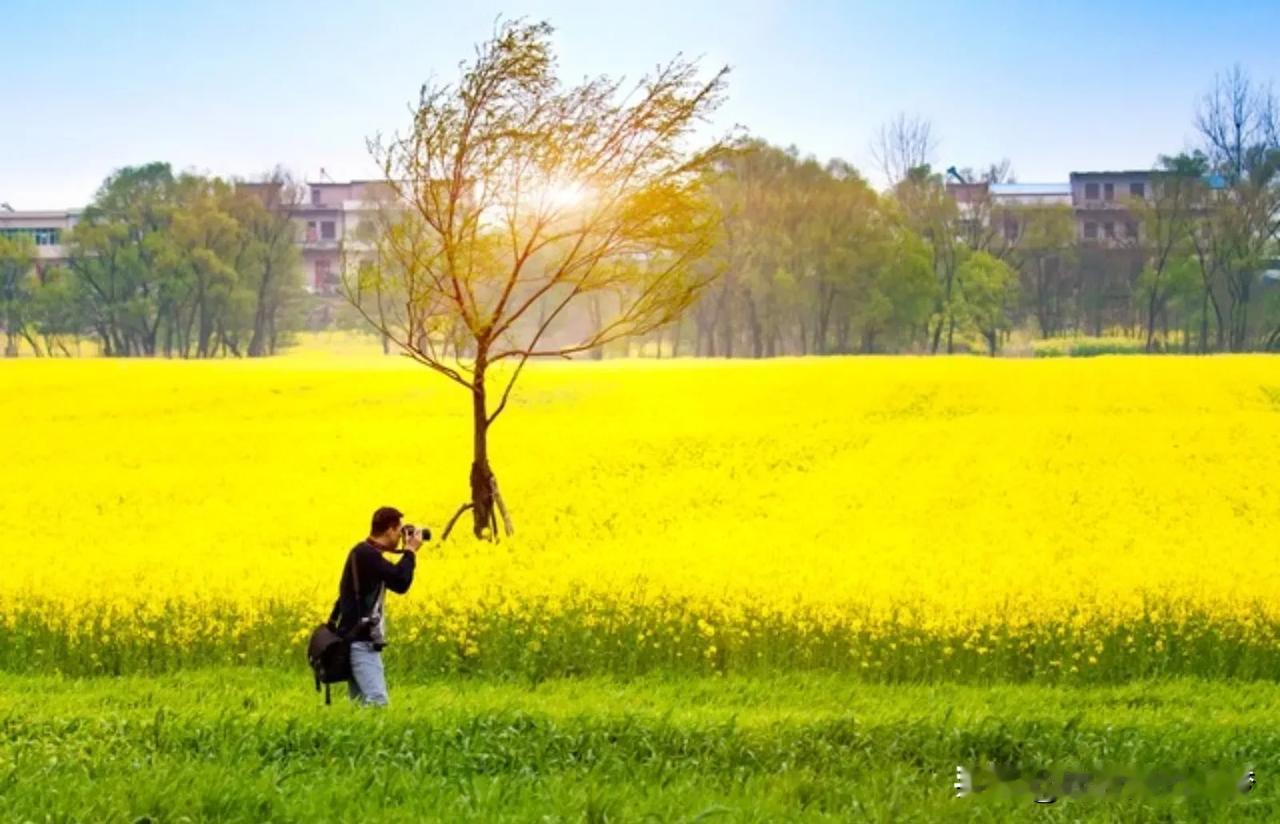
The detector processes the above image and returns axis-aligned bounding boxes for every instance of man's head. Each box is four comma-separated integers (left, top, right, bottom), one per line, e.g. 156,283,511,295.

369,506,404,546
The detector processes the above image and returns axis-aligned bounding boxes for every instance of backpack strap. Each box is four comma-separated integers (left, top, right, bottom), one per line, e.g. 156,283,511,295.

352,541,386,623
326,548,362,629
338,545,374,641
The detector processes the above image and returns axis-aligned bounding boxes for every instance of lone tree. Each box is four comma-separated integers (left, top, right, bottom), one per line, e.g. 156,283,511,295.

349,20,732,540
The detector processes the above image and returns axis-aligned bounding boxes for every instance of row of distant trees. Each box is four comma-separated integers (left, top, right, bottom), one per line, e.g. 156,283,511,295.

661,65,1280,357
0,164,306,358
6,65,1280,359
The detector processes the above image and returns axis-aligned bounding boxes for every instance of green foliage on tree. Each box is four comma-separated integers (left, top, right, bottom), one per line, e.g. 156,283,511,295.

691,142,938,356
64,164,303,357
955,251,1019,356
0,233,37,356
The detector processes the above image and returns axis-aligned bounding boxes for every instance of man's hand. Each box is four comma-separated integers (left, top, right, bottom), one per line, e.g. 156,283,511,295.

404,531,424,552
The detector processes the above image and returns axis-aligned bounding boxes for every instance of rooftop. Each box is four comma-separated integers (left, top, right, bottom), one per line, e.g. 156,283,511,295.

306,179,395,187
1069,170,1153,179
0,208,81,220
989,183,1070,196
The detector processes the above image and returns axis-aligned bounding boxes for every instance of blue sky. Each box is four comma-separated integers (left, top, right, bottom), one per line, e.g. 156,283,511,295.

4,0,1280,208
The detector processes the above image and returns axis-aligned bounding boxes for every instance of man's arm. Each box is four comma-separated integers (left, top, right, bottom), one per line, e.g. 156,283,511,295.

370,550,416,594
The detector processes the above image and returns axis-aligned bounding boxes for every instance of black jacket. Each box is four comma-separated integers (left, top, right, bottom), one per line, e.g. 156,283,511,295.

329,540,416,645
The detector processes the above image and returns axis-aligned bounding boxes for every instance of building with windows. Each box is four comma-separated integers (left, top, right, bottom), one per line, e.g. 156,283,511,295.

988,182,1073,243
292,180,392,296
945,171,1152,246
236,179,393,296
0,207,80,268
1,180,395,297
1069,171,1150,247
943,169,1181,335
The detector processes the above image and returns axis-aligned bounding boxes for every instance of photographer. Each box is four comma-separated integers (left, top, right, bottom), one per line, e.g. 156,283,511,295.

331,506,423,706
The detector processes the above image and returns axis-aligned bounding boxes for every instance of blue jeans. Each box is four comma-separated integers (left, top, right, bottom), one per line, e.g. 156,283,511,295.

348,641,389,706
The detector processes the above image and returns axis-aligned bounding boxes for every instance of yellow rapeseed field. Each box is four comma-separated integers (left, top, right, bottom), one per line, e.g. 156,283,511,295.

4,335,1280,681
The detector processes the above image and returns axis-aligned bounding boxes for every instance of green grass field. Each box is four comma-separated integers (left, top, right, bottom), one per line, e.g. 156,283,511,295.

2,669,1275,822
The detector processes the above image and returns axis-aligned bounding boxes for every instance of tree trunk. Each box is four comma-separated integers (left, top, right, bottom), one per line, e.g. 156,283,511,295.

197,293,213,359
1199,287,1210,354
589,295,605,360
1233,280,1244,350
814,284,835,355
470,368,494,538
1145,277,1163,353
20,328,43,357
719,292,734,358
468,360,510,540
181,296,198,358
745,294,763,358
932,258,956,355
248,260,275,357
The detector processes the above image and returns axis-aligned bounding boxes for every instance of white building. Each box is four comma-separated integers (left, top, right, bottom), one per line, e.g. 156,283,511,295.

0,206,81,269
289,180,390,295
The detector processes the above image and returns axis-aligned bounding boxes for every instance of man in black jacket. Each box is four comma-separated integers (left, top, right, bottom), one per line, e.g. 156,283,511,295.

332,506,420,706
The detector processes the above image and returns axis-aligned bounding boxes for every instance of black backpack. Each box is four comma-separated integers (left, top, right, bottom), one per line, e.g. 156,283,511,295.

306,548,373,704
307,623,351,704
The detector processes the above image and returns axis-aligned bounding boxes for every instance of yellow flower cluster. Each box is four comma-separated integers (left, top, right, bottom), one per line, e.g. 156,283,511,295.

3,340,1279,681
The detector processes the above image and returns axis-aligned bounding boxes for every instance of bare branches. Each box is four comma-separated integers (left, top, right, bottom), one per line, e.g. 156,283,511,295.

870,113,937,188
356,16,730,404
338,229,475,390
1196,64,1279,183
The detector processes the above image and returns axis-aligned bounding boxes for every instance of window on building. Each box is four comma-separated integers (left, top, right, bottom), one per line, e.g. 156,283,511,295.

305,221,317,243
1003,219,1018,241
311,188,321,206
1084,182,1099,200
0,227,61,246
1103,183,1115,201
1125,221,1139,239
1084,222,1098,240
1104,222,1116,239
1129,182,1145,198
320,221,336,240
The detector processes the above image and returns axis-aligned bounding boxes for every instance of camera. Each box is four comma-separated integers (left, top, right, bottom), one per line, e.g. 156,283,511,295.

402,523,431,543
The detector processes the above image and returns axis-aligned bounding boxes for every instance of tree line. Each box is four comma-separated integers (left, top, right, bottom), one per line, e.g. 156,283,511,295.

660,65,1280,357
1,163,305,357
6,67,1280,359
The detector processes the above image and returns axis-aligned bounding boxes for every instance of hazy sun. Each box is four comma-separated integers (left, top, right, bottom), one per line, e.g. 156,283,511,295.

538,178,589,211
